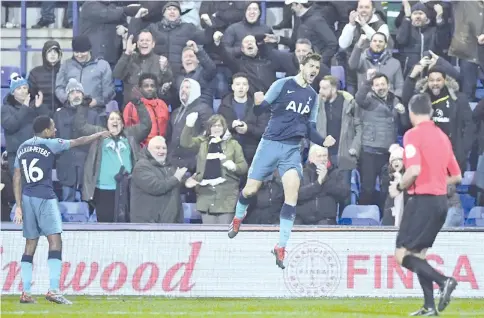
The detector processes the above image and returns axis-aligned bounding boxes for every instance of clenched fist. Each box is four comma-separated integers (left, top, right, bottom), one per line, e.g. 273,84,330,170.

254,92,265,105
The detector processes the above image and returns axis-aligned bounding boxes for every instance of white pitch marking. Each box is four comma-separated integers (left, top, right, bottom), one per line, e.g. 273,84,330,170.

4,311,483,317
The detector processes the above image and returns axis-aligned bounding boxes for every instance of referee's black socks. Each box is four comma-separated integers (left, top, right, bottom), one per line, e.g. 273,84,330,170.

402,255,447,287
418,274,435,309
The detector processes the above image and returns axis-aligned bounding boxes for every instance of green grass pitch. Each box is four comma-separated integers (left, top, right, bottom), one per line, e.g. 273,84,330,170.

1,296,483,317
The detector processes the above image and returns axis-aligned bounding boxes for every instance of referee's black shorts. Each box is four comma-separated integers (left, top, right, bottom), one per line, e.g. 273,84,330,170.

396,195,448,253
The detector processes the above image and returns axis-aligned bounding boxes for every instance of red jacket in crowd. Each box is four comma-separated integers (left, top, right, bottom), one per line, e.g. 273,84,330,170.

123,97,169,147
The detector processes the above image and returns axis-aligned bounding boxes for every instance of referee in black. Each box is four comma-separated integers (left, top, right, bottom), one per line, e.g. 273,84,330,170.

389,93,462,316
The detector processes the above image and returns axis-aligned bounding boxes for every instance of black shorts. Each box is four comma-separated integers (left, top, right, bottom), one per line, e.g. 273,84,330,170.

395,195,448,253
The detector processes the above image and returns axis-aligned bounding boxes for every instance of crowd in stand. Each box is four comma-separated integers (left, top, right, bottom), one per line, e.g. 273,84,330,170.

1,0,484,226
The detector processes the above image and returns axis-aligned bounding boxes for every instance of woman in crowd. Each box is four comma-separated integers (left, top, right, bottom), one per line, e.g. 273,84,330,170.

181,113,247,224
74,98,151,222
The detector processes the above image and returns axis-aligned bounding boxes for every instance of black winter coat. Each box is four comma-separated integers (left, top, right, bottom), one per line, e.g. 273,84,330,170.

217,93,270,163
1,94,51,154
279,5,338,67
297,163,350,223
128,18,208,77
27,40,62,115
53,97,107,188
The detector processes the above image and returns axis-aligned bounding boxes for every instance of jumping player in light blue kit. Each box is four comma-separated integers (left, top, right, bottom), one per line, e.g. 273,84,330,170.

228,53,326,269
13,115,109,304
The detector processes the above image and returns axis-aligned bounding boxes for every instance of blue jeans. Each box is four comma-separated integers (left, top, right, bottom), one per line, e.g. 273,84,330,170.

211,65,232,99
41,1,73,23
460,60,479,100
62,186,77,202
443,207,464,228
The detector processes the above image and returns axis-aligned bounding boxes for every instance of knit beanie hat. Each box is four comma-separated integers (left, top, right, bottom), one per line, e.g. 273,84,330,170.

66,78,84,95
389,144,404,163
411,2,430,17
163,1,181,14
9,72,28,94
72,35,92,52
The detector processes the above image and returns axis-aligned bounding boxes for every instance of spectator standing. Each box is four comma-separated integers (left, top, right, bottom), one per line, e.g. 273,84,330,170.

79,1,140,67
297,145,350,225
338,0,390,94
113,31,173,107
222,2,273,56
199,1,246,98
214,32,293,95
168,79,213,173
402,60,474,172
349,33,404,97
355,70,409,208
128,2,208,78
448,1,484,100
395,1,450,77
381,144,406,226
175,40,217,106
217,73,270,164
282,38,331,91
339,0,390,50
27,40,63,115
75,100,152,223
53,79,107,202
123,73,170,147
130,136,186,223
316,75,362,171
181,113,248,224
278,0,338,67
55,35,115,113
1,73,49,175
32,2,74,29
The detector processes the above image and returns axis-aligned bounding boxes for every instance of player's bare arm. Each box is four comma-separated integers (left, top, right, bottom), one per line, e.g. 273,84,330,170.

13,168,23,224
398,165,421,190
69,130,111,148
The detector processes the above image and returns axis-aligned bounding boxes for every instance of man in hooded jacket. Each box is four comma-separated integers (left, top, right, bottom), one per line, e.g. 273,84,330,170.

167,78,213,172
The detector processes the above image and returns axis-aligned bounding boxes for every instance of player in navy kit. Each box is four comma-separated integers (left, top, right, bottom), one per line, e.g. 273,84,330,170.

228,53,326,269
13,116,109,304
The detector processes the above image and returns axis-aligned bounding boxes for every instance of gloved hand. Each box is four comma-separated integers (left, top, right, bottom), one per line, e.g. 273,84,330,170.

222,160,237,171
186,112,198,127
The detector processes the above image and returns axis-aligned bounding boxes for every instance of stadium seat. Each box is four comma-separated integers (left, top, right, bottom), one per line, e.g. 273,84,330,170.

330,66,346,89
350,169,360,204
213,99,221,113
339,205,380,225
106,100,119,113
1,66,21,87
464,206,484,226
183,203,201,223
1,87,9,103
114,79,123,93
457,171,475,193
59,202,90,222
460,193,476,218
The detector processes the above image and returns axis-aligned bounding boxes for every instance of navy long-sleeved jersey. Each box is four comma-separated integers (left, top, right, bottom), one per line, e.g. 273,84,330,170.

254,77,321,143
